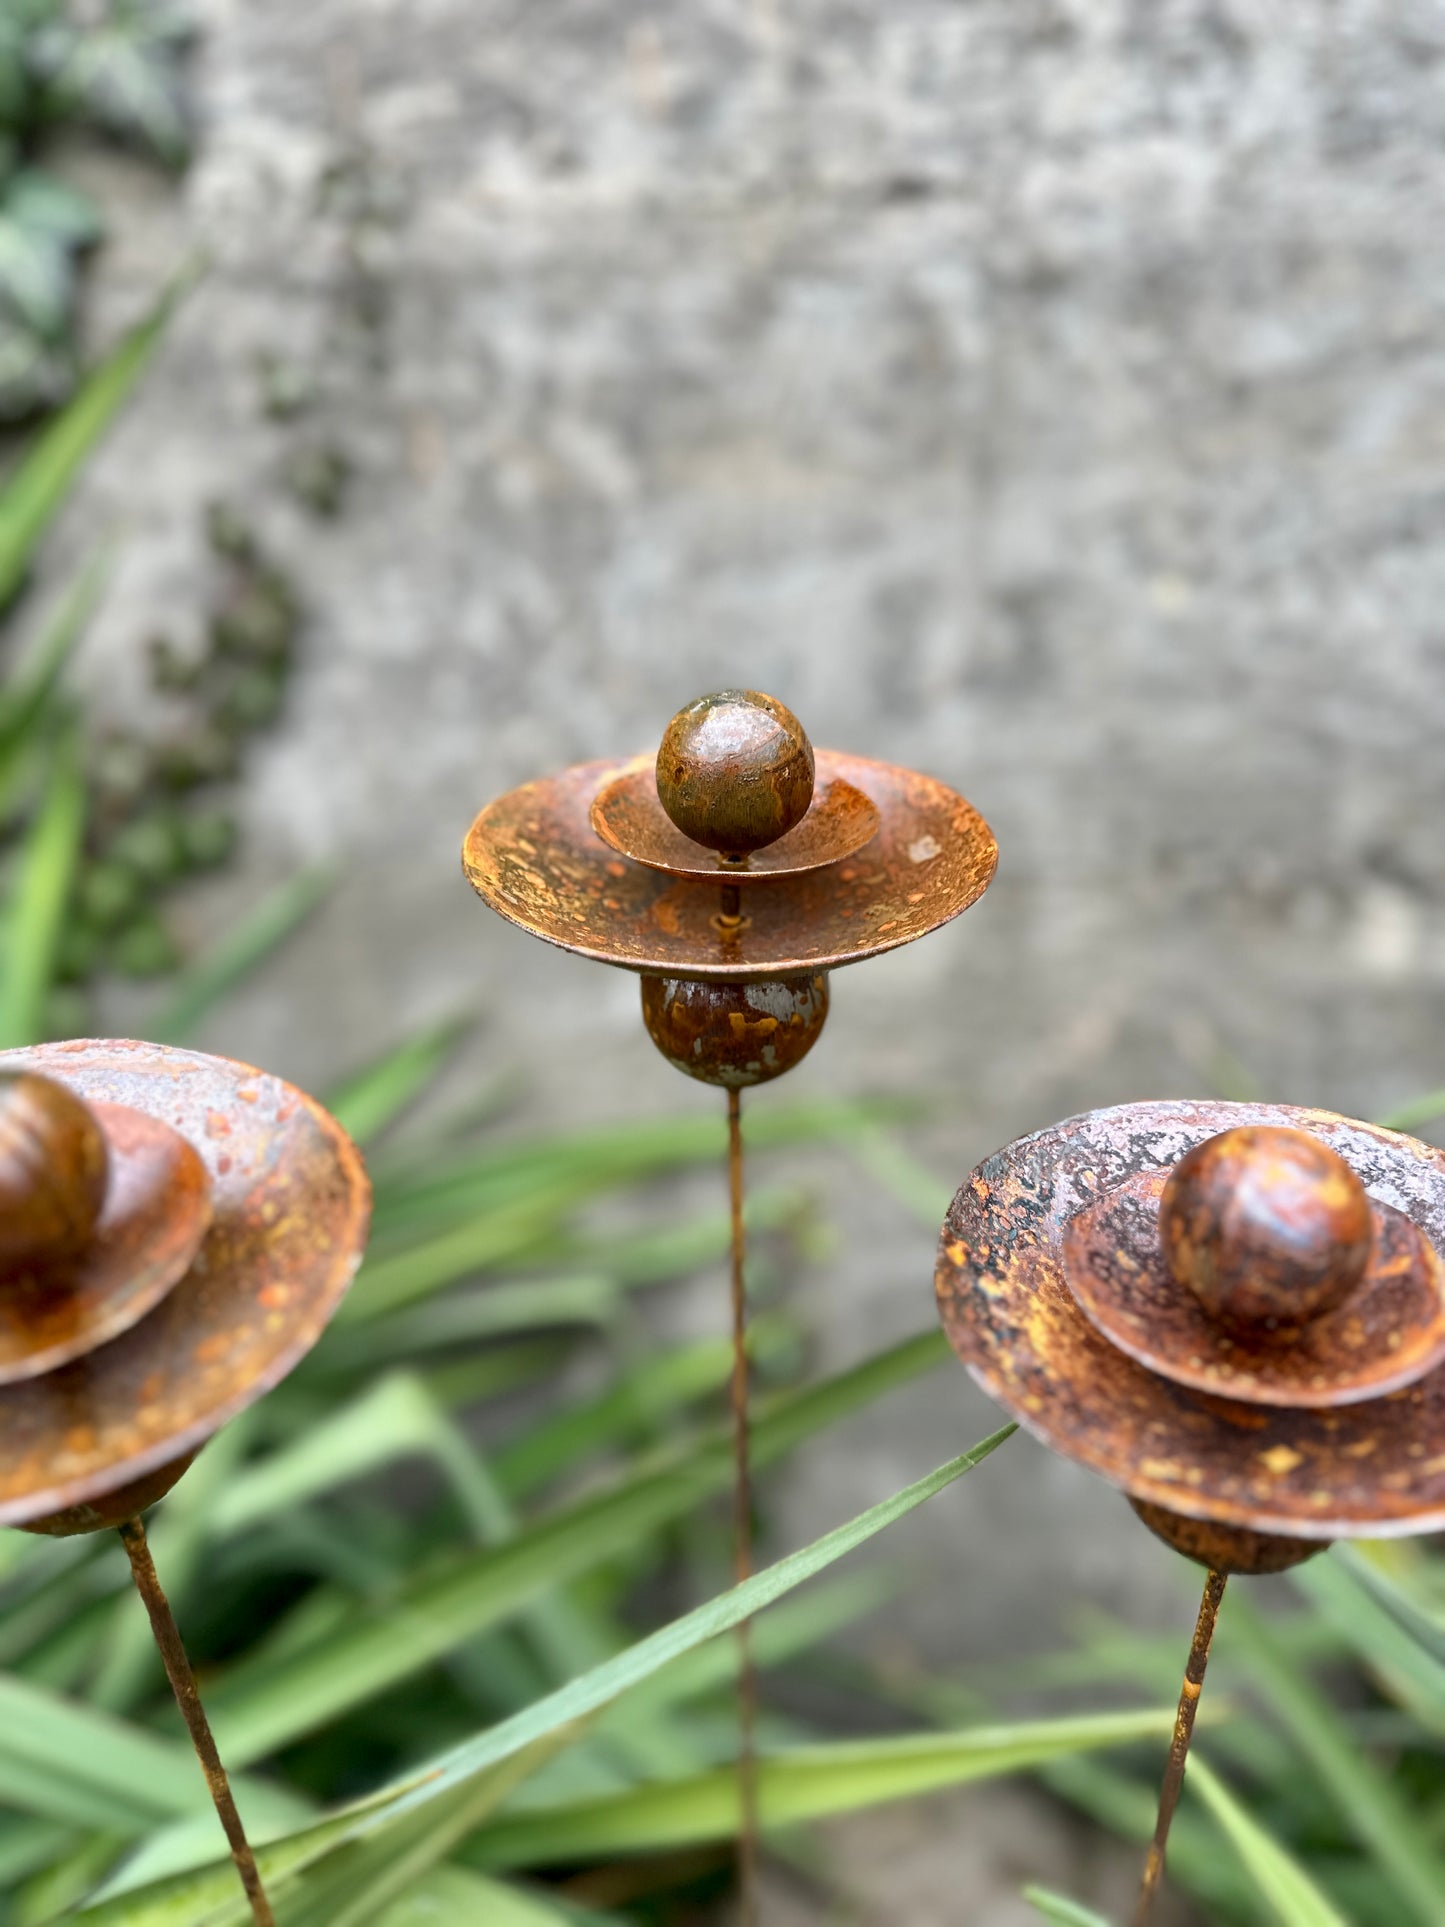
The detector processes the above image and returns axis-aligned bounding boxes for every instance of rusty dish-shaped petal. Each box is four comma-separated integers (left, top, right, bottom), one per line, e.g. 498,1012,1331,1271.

590,763,881,882
464,750,997,982
0,1102,211,1385
0,1040,370,1529
1062,1167,1445,1408
936,1099,1445,1540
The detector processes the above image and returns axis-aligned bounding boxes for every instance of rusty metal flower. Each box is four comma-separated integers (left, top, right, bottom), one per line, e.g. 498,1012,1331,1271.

0,1037,371,1925
935,1097,1445,1921
463,689,996,1002
464,689,997,1924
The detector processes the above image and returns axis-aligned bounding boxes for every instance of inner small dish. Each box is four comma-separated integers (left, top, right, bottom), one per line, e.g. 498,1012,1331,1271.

589,757,880,881
1061,1166,1445,1407
0,1102,210,1384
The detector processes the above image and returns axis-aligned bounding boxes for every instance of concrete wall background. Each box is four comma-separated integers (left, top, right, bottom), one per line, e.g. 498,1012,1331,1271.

46,1,1445,1668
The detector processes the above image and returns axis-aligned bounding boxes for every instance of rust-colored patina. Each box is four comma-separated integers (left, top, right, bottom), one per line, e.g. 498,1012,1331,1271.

641,975,829,1089
1127,1497,1323,1575
1161,1125,1374,1330
0,1072,109,1265
591,767,881,883
655,690,815,856
465,749,995,982
1063,1168,1445,1407
0,1095,211,1385
466,690,996,1927
0,1039,369,1927
938,1097,1445,1923
937,1099,1445,1540
0,1039,371,1532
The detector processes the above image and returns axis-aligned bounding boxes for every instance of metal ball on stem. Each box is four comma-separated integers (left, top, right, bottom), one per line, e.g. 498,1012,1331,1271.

465,687,997,1922
0,1044,370,1927
937,1100,1445,1922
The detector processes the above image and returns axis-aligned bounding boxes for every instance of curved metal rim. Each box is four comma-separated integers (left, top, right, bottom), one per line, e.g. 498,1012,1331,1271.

936,1097,1445,1541
0,1103,212,1385
1061,1174,1445,1409
0,1040,371,1526
589,760,883,882
463,749,999,982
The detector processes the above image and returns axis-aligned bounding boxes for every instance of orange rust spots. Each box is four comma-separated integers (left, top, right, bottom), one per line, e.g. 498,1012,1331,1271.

937,1097,1445,1542
1161,1127,1373,1331
465,748,995,983
640,975,829,1089
0,1040,370,1535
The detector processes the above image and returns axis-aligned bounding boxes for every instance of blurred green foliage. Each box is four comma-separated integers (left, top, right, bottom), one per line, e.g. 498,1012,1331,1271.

0,282,303,1047
0,0,192,420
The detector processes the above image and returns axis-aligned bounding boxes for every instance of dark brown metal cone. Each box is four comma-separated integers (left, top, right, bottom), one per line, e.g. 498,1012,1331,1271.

936,1099,1445,1540
464,749,997,982
0,1040,371,1529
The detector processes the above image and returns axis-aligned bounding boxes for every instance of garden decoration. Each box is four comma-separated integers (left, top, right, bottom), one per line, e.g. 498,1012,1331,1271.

464,688,997,1916
935,1098,1445,1923
0,1039,371,1927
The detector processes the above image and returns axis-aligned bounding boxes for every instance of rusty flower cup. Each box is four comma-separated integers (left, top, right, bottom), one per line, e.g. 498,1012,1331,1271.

465,687,997,1925
936,1098,1445,1923
0,1039,371,1926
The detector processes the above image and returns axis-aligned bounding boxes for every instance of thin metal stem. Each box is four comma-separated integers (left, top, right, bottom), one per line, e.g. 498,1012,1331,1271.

118,1516,275,1927
727,1085,760,1927
1133,1568,1228,1926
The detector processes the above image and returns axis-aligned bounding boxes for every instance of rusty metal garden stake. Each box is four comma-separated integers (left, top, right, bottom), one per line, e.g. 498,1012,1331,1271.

0,1042,370,1924
936,1099,1445,1920
1134,1566,1226,1926
119,1515,276,1927
465,689,997,1916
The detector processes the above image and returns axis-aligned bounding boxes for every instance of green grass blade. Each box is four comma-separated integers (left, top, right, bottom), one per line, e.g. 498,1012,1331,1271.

79,1429,1013,1923
1038,1754,1257,1918
0,1670,280,1833
146,869,332,1044
1291,1551,1445,1734
466,1710,1178,1870
0,547,108,761
368,1098,911,1235
1375,1090,1445,1134
845,1125,952,1228
374,1869,597,1925
1186,1754,1347,1927
1023,1889,1113,1927
0,715,83,1045
1227,1590,1445,1924
0,280,185,609
493,1317,796,1504
324,1013,474,1147
203,1331,961,1764
345,1187,804,1331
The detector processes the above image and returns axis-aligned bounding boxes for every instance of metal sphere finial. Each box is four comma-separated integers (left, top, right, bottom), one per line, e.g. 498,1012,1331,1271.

655,690,815,859
0,1071,109,1273
1159,1124,1373,1334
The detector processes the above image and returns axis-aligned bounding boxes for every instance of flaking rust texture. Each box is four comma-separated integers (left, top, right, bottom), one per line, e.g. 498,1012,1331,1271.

641,975,830,1087
591,765,881,883
0,1040,371,1529
1062,1167,1445,1407
936,1098,1445,1539
464,750,997,983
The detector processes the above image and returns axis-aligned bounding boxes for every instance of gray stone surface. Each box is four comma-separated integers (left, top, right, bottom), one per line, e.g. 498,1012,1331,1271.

46,0,1445,1688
